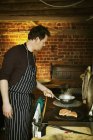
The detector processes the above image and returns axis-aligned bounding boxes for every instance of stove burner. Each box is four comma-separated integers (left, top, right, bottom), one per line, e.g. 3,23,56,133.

53,99,82,108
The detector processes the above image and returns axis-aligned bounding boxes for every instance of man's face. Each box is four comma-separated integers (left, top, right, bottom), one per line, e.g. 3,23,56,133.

34,35,48,51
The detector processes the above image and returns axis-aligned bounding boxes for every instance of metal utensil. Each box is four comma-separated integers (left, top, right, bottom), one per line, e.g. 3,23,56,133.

49,125,93,136
53,94,61,101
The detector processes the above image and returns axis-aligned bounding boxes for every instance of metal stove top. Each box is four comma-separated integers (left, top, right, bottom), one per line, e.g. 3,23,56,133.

43,98,93,123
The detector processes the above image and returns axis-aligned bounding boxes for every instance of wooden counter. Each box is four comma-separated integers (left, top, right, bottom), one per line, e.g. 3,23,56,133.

46,126,93,140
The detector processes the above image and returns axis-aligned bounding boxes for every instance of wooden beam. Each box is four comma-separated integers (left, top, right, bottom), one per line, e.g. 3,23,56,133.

0,0,93,19
0,8,93,16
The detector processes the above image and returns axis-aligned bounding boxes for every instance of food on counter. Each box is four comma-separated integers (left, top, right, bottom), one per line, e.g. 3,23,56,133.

66,111,78,118
59,108,78,118
59,109,71,116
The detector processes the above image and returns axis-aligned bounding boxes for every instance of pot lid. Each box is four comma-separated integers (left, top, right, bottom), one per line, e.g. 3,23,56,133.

86,75,93,110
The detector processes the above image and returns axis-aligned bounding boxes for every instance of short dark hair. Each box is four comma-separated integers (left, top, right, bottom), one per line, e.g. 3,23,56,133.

28,25,50,40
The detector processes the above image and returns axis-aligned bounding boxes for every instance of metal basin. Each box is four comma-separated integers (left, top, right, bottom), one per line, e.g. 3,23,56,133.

59,93,75,104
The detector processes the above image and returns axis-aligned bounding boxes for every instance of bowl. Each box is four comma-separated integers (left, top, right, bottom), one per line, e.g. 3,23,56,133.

59,93,75,103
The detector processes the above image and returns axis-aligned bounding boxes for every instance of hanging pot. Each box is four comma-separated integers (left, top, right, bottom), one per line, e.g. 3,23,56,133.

86,74,93,110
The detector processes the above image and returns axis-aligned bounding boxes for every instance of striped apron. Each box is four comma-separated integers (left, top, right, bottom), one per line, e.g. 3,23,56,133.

5,48,36,140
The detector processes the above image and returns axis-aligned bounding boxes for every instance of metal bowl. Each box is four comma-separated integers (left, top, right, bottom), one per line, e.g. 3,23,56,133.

59,93,75,103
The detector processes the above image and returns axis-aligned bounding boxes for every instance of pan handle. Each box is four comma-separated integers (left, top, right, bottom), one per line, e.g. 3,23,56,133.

53,94,60,101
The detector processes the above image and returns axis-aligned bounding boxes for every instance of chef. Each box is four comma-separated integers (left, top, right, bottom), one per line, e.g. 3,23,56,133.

0,25,54,140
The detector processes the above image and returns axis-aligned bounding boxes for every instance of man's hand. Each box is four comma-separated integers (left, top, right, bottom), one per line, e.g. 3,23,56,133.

43,88,54,98
36,81,54,98
2,103,13,118
0,80,13,118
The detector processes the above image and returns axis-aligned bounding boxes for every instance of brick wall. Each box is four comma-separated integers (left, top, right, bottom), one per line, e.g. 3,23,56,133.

0,20,93,80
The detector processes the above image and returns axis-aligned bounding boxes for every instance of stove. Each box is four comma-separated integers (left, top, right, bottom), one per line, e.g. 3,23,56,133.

32,87,93,137
40,96,93,136
35,64,93,136
43,102,90,121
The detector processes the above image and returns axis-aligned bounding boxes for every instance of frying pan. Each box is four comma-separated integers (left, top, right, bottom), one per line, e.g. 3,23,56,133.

53,93,75,104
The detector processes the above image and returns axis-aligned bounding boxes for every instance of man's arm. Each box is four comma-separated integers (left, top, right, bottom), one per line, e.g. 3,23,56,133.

0,80,13,118
36,80,54,98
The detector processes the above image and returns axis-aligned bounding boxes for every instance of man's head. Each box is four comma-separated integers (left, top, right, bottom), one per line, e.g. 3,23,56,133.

28,25,50,51
28,25,50,40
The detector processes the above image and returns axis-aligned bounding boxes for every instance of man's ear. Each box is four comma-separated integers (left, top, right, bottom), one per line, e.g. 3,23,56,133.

35,37,40,41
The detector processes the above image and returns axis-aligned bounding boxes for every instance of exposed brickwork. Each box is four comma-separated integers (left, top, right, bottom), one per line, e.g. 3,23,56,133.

0,20,93,80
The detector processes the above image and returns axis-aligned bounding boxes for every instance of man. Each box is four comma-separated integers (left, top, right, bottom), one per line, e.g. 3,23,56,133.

0,25,54,140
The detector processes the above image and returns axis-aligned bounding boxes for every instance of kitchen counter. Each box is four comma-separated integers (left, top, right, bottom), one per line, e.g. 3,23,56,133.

38,79,82,89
